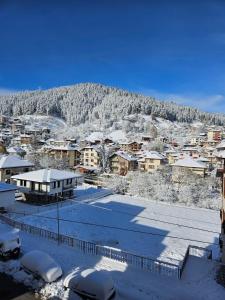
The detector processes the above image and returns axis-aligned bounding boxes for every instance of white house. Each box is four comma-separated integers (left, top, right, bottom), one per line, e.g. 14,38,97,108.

12,169,83,203
0,182,17,208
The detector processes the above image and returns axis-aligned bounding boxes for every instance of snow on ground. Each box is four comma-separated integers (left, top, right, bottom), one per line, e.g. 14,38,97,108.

0,222,224,300
17,193,220,263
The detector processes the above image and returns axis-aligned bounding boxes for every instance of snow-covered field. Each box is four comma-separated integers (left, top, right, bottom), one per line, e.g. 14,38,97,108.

17,193,220,264
0,221,224,300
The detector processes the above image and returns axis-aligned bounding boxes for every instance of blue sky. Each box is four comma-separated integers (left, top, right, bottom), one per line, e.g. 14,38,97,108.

0,0,225,112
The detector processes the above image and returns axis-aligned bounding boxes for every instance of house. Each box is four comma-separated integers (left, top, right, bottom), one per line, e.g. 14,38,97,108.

109,151,137,175
138,151,165,172
0,155,34,183
20,134,33,145
80,146,101,168
41,144,81,168
7,146,26,158
172,157,207,181
11,122,25,135
207,129,222,142
181,146,199,158
0,182,17,208
119,141,142,153
11,169,83,202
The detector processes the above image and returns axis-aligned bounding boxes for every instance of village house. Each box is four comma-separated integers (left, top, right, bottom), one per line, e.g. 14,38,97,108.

11,168,82,202
172,157,207,181
0,182,17,209
207,129,222,142
80,146,101,169
119,141,142,153
164,150,179,165
0,155,34,183
7,146,26,158
42,144,81,168
138,151,165,172
181,146,200,158
11,122,25,135
109,151,137,175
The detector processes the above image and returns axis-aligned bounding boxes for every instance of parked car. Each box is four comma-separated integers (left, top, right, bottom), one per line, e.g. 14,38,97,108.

63,268,116,300
20,250,62,283
0,231,21,259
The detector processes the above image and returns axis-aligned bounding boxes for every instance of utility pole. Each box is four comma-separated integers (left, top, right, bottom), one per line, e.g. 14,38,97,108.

57,194,60,245
220,157,225,263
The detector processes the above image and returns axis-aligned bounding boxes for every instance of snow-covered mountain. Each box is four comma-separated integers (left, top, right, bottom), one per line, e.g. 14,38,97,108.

0,83,225,128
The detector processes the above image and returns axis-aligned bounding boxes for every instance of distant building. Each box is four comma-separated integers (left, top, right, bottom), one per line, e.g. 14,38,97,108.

12,169,82,202
0,155,34,183
80,146,101,168
207,129,222,142
172,157,207,181
41,144,81,168
109,151,137,175
119,142,142,153
138,151,165,172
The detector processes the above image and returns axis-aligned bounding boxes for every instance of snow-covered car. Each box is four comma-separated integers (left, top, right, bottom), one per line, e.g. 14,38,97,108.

63,268,116,300
0,231,21,259
20,250,62,283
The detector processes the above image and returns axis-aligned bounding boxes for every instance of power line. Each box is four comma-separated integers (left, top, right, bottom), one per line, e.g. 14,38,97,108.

8,211,219,245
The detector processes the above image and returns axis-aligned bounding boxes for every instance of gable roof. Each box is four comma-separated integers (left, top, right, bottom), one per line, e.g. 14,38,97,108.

0,155,33,169
111,151,137,161
173,157,207,169
143,151,165,160
11,168,82,182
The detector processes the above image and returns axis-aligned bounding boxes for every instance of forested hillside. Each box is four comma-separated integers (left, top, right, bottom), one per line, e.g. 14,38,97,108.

0,83,224,126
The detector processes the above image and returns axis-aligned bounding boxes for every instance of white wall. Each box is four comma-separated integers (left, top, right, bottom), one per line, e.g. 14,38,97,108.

0,190,15,207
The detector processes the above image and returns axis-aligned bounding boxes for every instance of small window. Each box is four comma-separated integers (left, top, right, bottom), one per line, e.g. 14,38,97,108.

57,181,60,188
24,180,27,187
6,169,11,175
53,182,56,188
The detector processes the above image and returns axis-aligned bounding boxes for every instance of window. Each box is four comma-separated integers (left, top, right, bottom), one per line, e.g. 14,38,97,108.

57,181,60,188
149,165,155,169
53,182,56,189
24,168,29,172
24,180,27,187
6,169,11,175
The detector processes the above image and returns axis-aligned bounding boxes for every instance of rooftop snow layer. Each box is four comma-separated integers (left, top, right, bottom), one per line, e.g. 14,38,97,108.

173,157,207,168
12,169,82,182
0,155,33,168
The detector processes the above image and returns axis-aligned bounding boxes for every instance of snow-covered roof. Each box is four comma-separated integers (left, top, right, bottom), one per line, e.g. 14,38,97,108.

12,168,82,182
112,151,137,161
7,146,26,154
0,155,33,169
216,140,225,150
196,157,210,163
173,157,207,169
214,150,225,159
0,182,17,192
181,147,199,152
140,151,165,160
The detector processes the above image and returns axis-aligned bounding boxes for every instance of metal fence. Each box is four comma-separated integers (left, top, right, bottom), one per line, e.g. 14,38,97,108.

179,244,212,277
0,214,180,279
